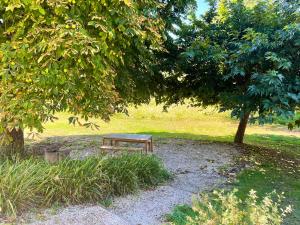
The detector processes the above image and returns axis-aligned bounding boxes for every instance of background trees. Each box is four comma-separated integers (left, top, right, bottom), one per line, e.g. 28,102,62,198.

0,0,163,154
157,0,300,143
1,0,299,156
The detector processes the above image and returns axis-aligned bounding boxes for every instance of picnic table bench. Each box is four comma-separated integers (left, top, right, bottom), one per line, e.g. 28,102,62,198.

101,134,153,154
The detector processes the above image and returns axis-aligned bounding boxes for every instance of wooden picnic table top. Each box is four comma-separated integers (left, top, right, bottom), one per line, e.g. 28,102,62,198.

102,134,152,141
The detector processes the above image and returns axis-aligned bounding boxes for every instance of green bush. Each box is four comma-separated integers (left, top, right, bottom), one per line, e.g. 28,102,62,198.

168,189,292,225
273,112,300,126
0,154,169,216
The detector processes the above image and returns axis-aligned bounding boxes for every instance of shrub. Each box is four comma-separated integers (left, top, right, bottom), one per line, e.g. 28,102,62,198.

101,154,170,195
273,112,300,126
180,189,292,225
0,154,169,217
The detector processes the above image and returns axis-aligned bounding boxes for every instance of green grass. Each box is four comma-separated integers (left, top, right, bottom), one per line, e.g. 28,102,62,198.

165,204,197,225
0,154,170,217
166,170,300,225
166,188,292,225
166,145,300,225
29,103,300,158
235,167,300,224
233,146,300,225
23,103,300,224
274,112,300,126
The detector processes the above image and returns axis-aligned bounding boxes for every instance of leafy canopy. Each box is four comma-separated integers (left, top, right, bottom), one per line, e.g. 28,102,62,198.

159,0,300,125
0,0,163,134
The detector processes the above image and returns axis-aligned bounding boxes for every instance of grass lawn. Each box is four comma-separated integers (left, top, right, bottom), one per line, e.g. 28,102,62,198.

35,103,300,158
235,165,300,224
25,103,300,224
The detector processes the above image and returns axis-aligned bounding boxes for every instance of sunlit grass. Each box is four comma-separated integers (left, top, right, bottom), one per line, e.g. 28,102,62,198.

38,103,299,137
30,103,300,158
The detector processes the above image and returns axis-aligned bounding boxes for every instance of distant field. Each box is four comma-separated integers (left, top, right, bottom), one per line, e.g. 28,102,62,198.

27,103,300,158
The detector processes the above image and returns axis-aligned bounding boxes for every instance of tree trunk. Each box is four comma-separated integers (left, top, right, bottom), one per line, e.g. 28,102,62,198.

234,112,250,144
0,128,25,156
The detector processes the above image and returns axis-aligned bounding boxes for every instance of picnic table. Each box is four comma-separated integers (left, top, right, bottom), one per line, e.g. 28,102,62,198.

101,134,153,153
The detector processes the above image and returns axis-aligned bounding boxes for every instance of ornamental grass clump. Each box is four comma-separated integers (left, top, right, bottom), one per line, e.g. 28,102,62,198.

0,154,169,217
42,157,110,205
185,189,292,225
0,159,47,216
101,154,170,195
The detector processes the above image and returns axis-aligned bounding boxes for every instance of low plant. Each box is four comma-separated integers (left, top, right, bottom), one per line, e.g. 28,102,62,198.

165,204,198,225
0,159,46,216
0,154,169,217
101,154,170,195
168,189,292,225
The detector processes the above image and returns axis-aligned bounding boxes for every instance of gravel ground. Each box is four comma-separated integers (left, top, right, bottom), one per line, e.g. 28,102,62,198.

25,138,239,225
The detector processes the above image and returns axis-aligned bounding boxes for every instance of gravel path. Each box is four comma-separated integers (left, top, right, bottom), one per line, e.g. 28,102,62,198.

26,139,239,225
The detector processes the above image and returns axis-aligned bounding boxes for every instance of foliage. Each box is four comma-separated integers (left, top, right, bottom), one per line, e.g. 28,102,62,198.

166,204,198,225
166,126,300,225
0,154,169,216
101,153,170,195
156,0,300,141
168,189,292,225
274,112,300,126
0,0,163,139
154,0,197,68
233,142,300,224
235,168,300,225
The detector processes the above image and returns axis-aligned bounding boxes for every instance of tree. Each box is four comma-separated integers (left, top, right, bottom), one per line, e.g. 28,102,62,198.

0,0,163,155
157,0,300,143
111,0,197,106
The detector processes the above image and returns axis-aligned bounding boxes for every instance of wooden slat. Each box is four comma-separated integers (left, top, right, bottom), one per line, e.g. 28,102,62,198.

102,134,152,141
100,145,143,152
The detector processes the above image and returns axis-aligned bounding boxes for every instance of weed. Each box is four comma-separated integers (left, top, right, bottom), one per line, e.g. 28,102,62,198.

167,189,292,225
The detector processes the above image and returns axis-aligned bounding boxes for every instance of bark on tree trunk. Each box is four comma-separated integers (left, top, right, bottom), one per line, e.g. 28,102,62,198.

0,128,25,156
234,112,250,144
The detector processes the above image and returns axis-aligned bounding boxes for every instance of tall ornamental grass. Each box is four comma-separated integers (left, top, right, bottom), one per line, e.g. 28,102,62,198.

0,154,170,216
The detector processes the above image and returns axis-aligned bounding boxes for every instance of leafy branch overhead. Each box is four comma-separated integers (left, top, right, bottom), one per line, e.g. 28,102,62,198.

288,119,300,130
156,0,300,142
0,0,163,133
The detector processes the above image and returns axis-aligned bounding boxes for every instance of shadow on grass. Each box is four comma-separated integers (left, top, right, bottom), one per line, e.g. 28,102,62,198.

26,131,300,159
134,131,300,158
244,134,300,159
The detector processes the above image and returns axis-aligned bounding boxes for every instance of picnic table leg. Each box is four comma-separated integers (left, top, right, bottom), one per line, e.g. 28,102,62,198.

101,138,106,154
144,142,148,154
151,137,153,152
